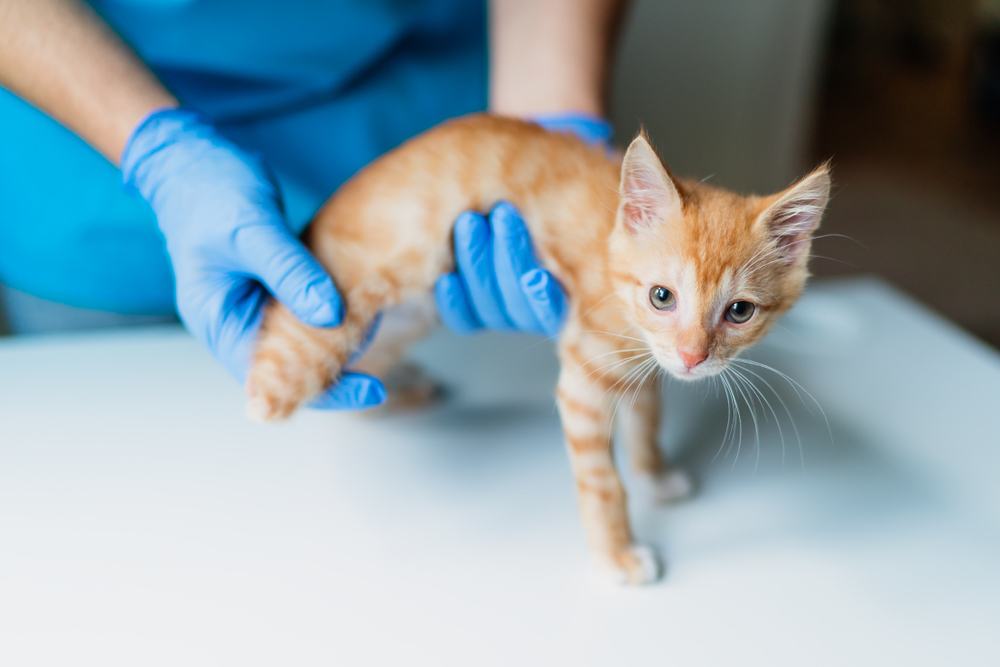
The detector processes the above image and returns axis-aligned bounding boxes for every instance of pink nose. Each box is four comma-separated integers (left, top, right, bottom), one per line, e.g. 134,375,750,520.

679,349,708,370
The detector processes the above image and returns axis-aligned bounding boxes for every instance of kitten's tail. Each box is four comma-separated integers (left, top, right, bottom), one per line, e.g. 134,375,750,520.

245,278,389,422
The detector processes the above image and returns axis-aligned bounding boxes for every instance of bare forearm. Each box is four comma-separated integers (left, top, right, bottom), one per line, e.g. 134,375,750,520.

0,0,176,163
489,0,625,117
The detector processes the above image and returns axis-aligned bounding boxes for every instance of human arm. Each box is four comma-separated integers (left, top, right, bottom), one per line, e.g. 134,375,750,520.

0,0,175,162
489,0,626,119
0,0,382,408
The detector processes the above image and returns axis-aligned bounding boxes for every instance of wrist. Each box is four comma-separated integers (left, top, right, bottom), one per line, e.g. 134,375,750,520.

120,107,211,189
109,91,180,162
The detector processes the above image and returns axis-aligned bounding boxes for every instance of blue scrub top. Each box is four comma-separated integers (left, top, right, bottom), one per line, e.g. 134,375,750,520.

0,0,487,314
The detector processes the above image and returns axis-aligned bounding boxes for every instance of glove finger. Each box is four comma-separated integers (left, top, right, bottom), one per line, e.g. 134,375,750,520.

236,223,343,328
434,273,482,333
175,271,267,382
521,268,567,338
490,202,544,333
309,372,387,410
452,211,511,330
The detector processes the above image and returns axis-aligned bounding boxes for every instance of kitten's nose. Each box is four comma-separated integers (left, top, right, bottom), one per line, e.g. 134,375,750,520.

679,349,708,370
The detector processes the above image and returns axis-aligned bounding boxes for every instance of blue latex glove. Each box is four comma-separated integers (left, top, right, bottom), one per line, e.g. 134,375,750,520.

534,112,614,146
121,108,385,410
434,113,612,336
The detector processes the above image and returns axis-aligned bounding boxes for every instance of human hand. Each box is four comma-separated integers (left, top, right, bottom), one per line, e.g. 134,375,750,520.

434,202,567,337
433,113,611,337
121,108,386,409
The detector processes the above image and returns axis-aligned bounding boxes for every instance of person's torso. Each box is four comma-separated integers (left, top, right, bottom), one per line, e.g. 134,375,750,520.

90,0,485,120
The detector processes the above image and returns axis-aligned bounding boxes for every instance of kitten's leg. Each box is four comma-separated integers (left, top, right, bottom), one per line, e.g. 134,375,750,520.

619,381,693,504
351,296,443,410
556,335,662,585
246,277,390,421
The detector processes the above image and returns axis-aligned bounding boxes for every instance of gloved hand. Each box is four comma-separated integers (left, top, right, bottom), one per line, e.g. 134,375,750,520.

434,113,612,337
121,108,385,410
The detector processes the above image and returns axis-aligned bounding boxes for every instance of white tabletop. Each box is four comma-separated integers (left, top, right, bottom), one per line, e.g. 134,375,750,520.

1,277,997,667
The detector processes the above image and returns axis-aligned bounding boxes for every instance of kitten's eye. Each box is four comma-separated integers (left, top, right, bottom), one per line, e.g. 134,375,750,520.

649,286,676,311
725,301,756,324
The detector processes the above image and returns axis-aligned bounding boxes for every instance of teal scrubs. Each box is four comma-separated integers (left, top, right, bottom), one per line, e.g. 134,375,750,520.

0,0,487,314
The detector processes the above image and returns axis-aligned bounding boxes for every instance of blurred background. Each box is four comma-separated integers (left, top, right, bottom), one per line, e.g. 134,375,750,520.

613,0,1000,347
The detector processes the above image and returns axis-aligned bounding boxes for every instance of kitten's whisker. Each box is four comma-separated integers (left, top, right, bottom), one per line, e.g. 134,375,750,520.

805,253,858,268
592,348,656,421
719,369,744,466
734,369,763,475
727,370,744,464
727,368,760,471
733,369,785,466
579,292,618,322
810,232,868,249
730,362,804,469
738,232,854,279
582,351,652,382
621,358,656,396
612,356,655,395
735,366,781,469
730,358,833,448
731,358,821,417
743,253,799,277
583,346,649,364
712,371,737,464
583,347,642,364
584,329,649,345
628,358,660,419
606,355,654,409
731,357,810,407
728,370,758,471
722,374,737,457
740,241,790,270
607,356,658,446
741,243,779,269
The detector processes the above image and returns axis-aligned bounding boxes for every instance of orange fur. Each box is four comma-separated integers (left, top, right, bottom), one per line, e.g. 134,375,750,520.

246,113,831,584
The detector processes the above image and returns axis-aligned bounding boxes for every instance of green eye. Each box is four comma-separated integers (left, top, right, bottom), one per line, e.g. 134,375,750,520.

725,301,756,324
649,286,676,311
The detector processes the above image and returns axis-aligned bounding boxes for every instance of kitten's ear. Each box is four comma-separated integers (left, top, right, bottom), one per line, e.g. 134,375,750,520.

757,163,831,264
619,133,683,233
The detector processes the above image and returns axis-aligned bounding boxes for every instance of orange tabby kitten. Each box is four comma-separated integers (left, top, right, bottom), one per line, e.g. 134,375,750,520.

246,114,831,585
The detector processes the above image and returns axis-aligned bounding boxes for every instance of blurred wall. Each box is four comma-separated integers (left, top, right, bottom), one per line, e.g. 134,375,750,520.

809,0,1000,346
609,0,834,192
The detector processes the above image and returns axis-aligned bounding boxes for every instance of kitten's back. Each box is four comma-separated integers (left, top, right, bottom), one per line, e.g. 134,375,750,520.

307,114,620,297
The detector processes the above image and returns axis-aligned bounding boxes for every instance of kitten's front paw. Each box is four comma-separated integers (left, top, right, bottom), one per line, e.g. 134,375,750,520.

634,468,694,505
599,544,663,586
246,377,297,422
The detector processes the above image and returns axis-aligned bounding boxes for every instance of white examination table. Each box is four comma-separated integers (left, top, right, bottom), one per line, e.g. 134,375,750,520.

1,277,997,666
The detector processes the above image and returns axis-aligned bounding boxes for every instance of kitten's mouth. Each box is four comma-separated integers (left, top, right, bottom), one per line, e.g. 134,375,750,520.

677,365,724,381
654,354,727,382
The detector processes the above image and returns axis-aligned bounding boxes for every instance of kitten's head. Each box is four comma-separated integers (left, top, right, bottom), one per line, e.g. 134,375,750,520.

609,133,830,381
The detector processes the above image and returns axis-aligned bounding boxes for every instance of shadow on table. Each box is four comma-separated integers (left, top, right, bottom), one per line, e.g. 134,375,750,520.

349,346,940,568
648,349,942,567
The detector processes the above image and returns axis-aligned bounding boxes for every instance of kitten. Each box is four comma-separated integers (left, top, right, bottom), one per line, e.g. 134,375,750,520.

246,114,831,585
